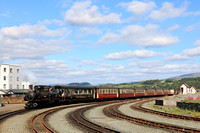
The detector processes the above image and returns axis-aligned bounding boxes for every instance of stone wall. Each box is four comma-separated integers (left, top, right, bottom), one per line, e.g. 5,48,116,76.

177,102,200,112
155,99,177,106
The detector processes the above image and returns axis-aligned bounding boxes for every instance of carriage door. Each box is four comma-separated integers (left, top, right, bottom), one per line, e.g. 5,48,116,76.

118,89,120,98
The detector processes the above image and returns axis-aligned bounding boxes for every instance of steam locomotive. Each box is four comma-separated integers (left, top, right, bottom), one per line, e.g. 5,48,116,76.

24,85,174,109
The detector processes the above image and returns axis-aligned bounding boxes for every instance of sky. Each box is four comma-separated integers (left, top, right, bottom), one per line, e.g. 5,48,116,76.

0,0,200,85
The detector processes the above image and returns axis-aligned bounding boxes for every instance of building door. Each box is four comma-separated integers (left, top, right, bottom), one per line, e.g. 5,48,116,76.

180,87,183,94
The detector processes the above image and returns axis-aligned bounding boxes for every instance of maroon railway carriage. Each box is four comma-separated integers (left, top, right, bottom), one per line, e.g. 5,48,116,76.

134,89,146,97
119,88,134,98
96,88,118,99
147,89,156,96
156,89,164,95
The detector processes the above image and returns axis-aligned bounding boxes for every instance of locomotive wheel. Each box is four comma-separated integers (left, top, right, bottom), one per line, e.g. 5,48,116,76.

32,103,38,108
25,102,38,109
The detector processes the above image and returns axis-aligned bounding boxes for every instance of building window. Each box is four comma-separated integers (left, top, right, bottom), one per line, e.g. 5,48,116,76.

10,76,12,81
17,85,19,89
4,68,6,72
10,68,13,73
3,84,6,89
4,76,6,80
17,69,19,73
17,77,19,81
23,85,25,89
10,84,12,89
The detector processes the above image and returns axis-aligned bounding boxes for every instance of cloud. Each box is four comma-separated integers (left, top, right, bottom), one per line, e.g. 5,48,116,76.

119,0,156,17
98,24,178,47
14,58,200,85
104,49,165,60
64,1,121,26
165,54,190,61
194,40,200,45
149,2,186,21
38,19,65,26
166,41,200,61
167,25,179,32
185,11,200,16
21,59,75,84
184,23,200,32
0,24,70,38
0,24,71,61
78,27,102,37
182,46,200,56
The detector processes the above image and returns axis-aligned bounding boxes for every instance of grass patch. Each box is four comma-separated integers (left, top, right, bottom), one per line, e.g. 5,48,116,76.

149,104,200,117
184,99,200,103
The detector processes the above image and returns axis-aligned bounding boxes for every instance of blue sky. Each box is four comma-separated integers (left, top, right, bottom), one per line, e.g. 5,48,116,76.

0,0,200,85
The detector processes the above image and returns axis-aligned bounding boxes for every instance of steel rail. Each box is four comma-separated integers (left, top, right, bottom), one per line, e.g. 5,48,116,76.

0,109,29,121
104,101,200,133
131,99,200,121
31,103,94,133
70,101,125,133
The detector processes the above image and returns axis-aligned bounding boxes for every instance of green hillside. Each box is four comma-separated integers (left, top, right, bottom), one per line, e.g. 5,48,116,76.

98,77,200,90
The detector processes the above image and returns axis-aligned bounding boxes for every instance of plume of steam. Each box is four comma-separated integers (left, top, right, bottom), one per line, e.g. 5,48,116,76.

21,70,38,84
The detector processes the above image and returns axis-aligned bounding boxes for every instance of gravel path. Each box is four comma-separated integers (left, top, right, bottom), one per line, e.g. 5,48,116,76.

84,103,169,133
1,108,46,133
119,101,200,131
0,105,69,133
47,103,93,133
0,104,25,115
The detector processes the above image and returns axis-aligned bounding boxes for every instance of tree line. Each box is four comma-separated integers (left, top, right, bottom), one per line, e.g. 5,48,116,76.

98,77,200,90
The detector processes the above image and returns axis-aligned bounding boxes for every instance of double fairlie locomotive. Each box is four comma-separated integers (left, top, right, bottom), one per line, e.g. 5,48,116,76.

24,85,174,108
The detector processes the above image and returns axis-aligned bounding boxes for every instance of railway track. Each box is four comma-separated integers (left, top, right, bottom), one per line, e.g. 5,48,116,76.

131,99,200,122
30,103,95,133
70,100,130,133
104,99,200,133
0,109,29,122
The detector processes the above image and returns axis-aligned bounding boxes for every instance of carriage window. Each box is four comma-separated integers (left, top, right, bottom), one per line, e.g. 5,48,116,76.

148,89,155,93
44,86,48,91
136,89,144,93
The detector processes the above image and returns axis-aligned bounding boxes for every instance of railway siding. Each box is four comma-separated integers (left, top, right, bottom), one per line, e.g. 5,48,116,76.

0,107,53,133
48,104,93,133
119,100,200,131
84,101,169,133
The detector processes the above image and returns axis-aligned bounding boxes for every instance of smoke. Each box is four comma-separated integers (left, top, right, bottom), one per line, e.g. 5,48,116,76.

21,70,38,84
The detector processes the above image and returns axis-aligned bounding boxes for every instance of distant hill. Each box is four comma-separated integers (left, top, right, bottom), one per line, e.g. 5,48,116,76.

67,82,92,86
127,82,141,84
169,72,200,80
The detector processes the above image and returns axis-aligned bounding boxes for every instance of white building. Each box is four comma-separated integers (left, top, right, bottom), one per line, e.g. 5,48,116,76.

179,83,196,94
0,64,30,90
